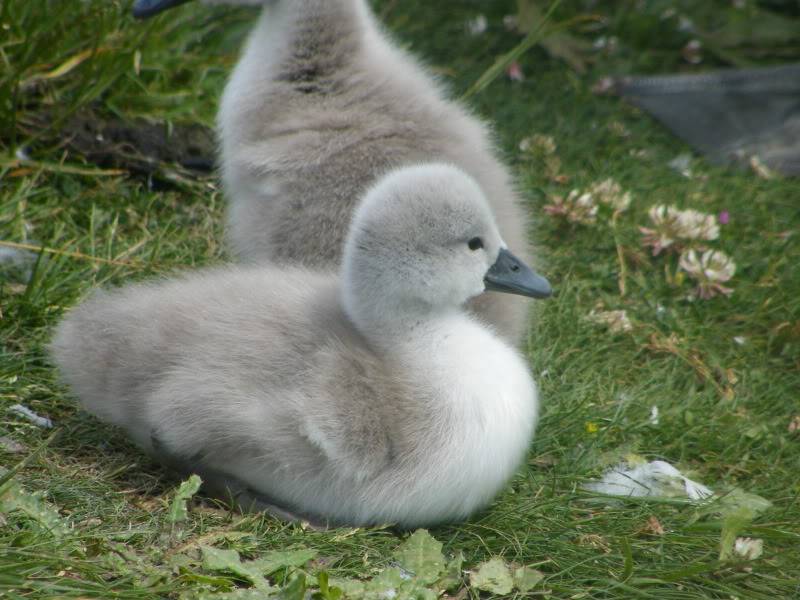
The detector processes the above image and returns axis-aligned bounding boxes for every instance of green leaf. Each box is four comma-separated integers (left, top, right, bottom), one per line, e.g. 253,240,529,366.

470,558,513,595
200,546,272,591
167,474,202,523
313,571,343,600
393,529,445,584
280,574,307,600
436,551,464,592
328,577,365,598
252,548,317,575
513,565,544,592
0,474,68,539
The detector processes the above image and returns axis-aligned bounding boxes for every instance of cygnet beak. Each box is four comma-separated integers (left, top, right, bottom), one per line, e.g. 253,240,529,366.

132,0,194,19
485,248,552,299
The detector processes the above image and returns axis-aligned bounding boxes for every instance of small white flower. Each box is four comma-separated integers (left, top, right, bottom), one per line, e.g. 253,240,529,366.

749,155,774,180
587,309,633,333
649,406,660,426
465,14,488,36
733,537,763,560
588,178,631,212
679,249,736,299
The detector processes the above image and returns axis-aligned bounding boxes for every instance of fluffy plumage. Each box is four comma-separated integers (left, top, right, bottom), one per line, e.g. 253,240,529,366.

51,165,540,527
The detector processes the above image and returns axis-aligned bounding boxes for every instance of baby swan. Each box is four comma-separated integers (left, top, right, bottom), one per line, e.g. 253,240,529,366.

51,165,551,527
132,0,537,344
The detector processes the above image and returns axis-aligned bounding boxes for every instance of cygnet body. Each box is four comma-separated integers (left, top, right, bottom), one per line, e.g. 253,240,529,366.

134,0,535,343
51,165,550,527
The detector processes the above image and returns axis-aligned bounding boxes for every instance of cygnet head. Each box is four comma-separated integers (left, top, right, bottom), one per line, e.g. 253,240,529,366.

132,0,260,19
341,164,551,331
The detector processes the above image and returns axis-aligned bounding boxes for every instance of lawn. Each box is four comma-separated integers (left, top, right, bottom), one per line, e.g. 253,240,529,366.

1,0,799,598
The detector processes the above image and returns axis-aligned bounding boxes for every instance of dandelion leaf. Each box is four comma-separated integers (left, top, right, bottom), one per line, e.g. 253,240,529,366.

470,557,514,595
168,474,202,523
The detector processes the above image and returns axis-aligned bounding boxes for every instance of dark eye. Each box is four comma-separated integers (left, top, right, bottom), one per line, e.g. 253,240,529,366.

467,237,484,251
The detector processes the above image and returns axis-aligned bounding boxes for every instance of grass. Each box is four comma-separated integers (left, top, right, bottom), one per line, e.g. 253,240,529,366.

2,0,799,598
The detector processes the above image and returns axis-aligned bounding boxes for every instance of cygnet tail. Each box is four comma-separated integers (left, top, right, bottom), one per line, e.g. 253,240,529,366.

49,289,165,448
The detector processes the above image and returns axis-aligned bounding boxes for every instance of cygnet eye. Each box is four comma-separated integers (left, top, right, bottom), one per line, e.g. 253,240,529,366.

467,237,484,251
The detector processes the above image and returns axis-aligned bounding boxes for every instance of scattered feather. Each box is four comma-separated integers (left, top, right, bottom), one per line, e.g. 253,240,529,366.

584,458,713,500
9,404,53,428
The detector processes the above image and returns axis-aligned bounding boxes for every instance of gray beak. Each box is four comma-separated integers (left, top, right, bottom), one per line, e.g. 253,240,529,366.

133,0,194,19
485,248,552,299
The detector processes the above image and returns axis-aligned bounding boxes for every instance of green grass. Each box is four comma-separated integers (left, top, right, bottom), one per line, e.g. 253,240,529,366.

2,0,799,598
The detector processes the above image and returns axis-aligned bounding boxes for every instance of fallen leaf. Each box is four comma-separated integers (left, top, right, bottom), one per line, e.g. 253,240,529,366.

641,516,665,535
470,558,513,595
513,565,544,592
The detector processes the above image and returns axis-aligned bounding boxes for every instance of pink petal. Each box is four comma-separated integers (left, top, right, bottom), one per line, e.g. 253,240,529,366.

718,211,730,225
506,61,524,82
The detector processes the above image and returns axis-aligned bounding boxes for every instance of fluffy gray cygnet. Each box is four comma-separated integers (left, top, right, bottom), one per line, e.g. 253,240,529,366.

51,164,551,527
133,0,538,343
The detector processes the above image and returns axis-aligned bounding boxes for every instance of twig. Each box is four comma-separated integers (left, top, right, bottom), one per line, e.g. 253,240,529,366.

0,240,142,267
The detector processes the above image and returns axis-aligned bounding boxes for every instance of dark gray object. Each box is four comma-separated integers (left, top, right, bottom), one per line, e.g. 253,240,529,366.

613,63,800,175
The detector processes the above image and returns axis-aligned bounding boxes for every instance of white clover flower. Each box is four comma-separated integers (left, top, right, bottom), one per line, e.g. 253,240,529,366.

679,249,736,299
589,178,632,212
640,205,682,255
675,208,719,241
587,309,633,333
640,205,718,255
734,537,763,560
543,189,597,225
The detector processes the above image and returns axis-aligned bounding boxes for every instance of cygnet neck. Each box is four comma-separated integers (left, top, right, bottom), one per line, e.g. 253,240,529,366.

340,272,463,352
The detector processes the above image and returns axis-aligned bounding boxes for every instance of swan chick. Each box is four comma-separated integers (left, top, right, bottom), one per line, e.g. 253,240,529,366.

51,164,550,527
132,0,539,344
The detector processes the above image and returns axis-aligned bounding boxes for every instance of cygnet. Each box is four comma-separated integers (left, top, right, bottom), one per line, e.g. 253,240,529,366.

133,0,539,343
51,164,551,527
